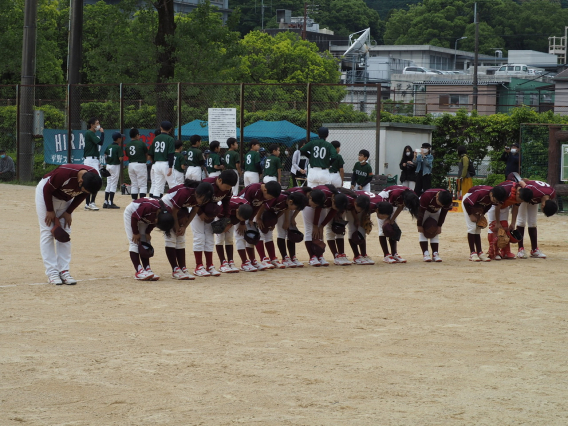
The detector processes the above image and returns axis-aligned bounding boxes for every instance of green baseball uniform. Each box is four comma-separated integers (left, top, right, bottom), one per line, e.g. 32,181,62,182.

263,155,281,177
224,150,240,170
104,143,122,165
84,129,103,158
148,134,175,162
300,138,337,169
329,154,345,173
206,152,221,174
126,139,148,163
352,162,373,185
244,150,261,172
173,152,185,173
186,147,203,167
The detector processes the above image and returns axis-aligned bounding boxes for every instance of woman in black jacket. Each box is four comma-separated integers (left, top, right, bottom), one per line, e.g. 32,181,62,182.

399,145,417,190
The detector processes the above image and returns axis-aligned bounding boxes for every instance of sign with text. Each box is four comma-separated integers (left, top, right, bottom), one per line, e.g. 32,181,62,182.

208,108,237,148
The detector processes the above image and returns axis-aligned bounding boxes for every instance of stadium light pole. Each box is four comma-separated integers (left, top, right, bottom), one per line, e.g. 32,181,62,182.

454,37,467,71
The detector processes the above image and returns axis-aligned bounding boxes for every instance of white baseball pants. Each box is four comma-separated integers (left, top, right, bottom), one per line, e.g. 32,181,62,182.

83,157,101,176
462,193,481,235
418,210,441,243
302,205,329,242
329,172,342,188
185,166,202,181
516,202,538,228
263,175,277,183
244,171,260,187
487,205,511,234
151,161,176,197
128,163,147,195
215,225,235,245
235,220,257,250
124,203,150,252
191,214,214,252
105,164,121,193
307,167,331,188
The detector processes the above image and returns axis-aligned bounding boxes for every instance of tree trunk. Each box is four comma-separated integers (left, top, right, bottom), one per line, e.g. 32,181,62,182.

154,0,176,126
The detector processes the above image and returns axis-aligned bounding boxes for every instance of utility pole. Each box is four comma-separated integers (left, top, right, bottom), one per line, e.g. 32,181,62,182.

473,2,479,111
302,2,307,40
67,0,84,162
19,0,38,182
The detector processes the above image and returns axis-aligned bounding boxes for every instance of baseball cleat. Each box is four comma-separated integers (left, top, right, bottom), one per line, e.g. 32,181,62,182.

530,248,547,258
145,266,160,281
172,266,190,280
423,251,432,262
392,253,406,263
383,255,397,264
319,256,329,267
339,254,352,265
469,252,481,262
283,256,296,268
103,203,108,209
362,256,375,265
89,203,99,211
207,265,221,276
219,260,234,273
261,257,276,269
48,274,63,285
516,248,528,259
308,256,321,267
108,203,120,209
240,260,257,272
135,268,154,281
228,260,240,272
353,255,366,265
59,270,77,285
252,259,270,271
194,264,211,277
478,252,491,262
333,253,343,265
181,267,196,280
432,252,442,262
270,258,286,269
291,255,304,267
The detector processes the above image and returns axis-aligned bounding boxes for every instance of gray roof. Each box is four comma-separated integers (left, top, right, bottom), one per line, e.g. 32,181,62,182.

553,68,568,80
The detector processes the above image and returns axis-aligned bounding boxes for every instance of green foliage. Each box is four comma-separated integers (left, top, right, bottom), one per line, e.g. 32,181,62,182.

382,99,414,115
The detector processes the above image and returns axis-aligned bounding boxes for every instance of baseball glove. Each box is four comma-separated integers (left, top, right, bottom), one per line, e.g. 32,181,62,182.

331,221,346,235
361,213,373,235
51,221,70,243
138,241,154,258
100,167,111,178
476,215,488,229
383,222,402,242
211,217,231,234
497,227,510,249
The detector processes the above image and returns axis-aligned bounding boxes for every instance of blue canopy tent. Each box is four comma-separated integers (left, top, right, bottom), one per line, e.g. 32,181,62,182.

242,120,317,147
177,119,240,141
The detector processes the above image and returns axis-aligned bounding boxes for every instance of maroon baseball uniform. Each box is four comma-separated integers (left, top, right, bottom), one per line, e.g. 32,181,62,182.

355,190,385,211
312,185,338,226
228,196,251,225
524,180,556,204
418,188,452,226
42,164,98,213
130,198,171,235
164,184,200,208
382,185,410,207
203,177,232,217
239,183,274,216
463,185,498,214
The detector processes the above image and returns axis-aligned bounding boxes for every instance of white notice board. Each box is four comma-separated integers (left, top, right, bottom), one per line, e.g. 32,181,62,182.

562,144,568,181
208,108,237,148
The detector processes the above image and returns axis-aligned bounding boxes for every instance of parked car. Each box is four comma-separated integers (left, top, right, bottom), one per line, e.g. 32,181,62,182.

495,64,530,75
403,66,443,75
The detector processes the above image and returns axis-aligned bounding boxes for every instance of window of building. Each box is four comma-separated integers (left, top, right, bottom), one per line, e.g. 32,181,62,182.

439,94,469,107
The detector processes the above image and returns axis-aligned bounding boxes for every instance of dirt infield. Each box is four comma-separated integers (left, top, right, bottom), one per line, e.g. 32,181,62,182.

2,183,568,425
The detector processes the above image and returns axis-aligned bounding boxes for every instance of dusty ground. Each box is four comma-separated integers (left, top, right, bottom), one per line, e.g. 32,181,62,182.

1,183,568,425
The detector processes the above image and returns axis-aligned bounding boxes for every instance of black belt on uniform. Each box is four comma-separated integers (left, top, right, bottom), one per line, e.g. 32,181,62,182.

86,156,98,159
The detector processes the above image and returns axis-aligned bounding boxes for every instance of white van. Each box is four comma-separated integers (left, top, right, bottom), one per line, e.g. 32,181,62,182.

495,64,529,75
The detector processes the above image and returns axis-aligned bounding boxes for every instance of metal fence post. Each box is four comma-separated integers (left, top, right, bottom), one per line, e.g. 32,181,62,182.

119,82,124,187
306,82,311,141
67,84,72,164
177,82,182,141
239,83,245,164
375,83,381,175
15,84,20,181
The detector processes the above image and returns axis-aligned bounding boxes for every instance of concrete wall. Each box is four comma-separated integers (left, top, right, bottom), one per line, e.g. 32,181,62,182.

554,81,568,115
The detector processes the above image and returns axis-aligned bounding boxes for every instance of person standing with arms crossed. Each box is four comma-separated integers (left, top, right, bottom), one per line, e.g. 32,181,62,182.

126,128,148,200
224,137,241,196
83,117,104,210
148,121,175,198
300,127,338,188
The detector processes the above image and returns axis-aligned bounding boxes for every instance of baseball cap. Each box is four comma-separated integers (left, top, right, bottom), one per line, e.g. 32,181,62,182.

259,147,266,152
160,121,173,131
204,149,211,154
112,132,125,141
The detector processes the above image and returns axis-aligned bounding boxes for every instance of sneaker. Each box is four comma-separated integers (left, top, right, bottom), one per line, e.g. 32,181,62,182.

432,252,442,262
333,253,343,265
319,256,329,266
383,255,397,264
240,260,257,272
219,260,234,273
363,256,375,265
530,248,547,259
103,203,109,209
144,266,160,281
517,248,528,259
469,252,481,262
339,254,352,265
89,203,99,211
252,259,270,271
194,264,211,277
173,266,190,280
494,253,502,260
291,256,304,267
261,257,275,269
283,256,296,268
48,274,63,285
84,204,92,211
59,270,77,285
228,261,240,272
423,251,432,262
108,204,120,209
135,268,153,281
270,257,286,269
181,267,196,280
308,256,321,267
392,253,407,263
478,252,491,262
207,265,221,276
353,255,366,265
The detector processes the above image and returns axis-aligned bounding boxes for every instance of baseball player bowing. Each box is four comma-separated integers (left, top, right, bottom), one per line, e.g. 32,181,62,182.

416,188,453,262
161,180,215,280
462,185,507,262
36,164,103,284
191,170,238,277
124,198,175,281
515,179,558,258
